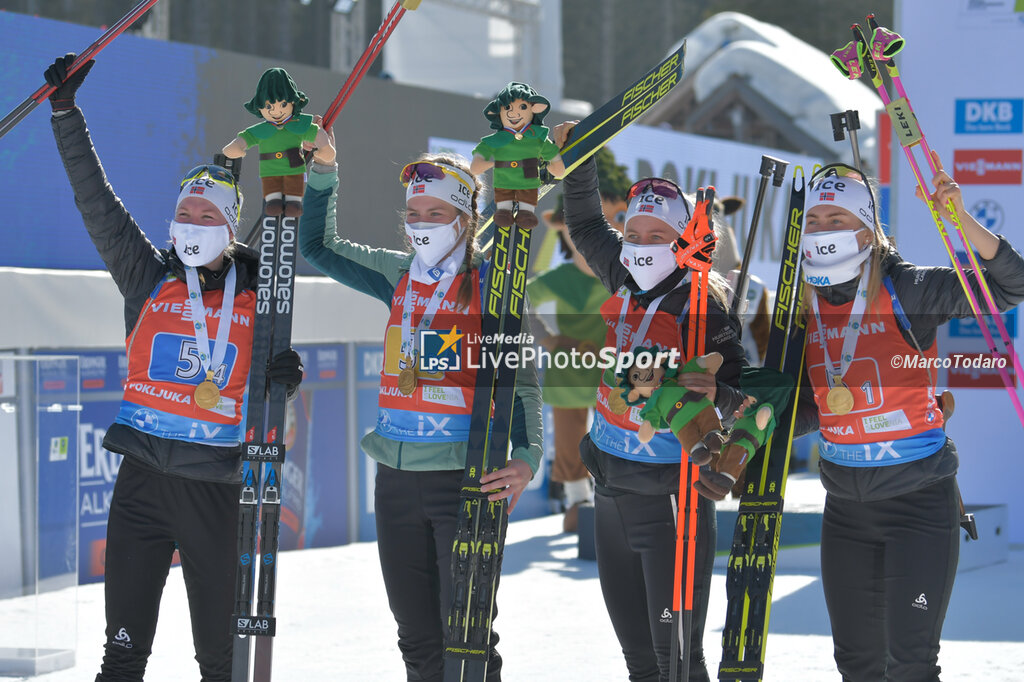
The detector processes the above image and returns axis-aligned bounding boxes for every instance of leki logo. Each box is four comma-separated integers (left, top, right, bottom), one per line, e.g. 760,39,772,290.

953,149,1022,185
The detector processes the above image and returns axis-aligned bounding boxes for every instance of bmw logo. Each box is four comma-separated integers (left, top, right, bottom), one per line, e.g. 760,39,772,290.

970,199,1004,232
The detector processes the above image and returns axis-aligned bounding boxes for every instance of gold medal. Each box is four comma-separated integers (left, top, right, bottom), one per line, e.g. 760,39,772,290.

398,367,418,396
514,132,523,140
607,388,629,415
826,385,854,415
194,370,221,410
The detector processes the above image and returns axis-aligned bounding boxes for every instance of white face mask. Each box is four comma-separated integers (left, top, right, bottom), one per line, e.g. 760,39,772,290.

169,221,231,267
620,242,678,291
405,216,462,267
801,230,871,286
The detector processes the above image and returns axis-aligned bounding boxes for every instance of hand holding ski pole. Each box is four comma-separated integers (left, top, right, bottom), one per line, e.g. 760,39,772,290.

914,150,999,259
480,459,533,513
308,115,337,166
43,53,95,112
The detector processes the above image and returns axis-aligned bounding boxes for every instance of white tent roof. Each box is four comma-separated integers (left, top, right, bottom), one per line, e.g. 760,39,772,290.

673,12,883,164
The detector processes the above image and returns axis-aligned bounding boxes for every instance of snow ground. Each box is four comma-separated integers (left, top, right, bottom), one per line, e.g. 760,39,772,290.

5,513,1024,681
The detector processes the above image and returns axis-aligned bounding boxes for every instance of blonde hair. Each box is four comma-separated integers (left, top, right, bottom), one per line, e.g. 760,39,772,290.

402,152,483,311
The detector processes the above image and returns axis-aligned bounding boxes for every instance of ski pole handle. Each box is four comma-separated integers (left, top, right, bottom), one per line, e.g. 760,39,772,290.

731,155,788,317
830,110,864,172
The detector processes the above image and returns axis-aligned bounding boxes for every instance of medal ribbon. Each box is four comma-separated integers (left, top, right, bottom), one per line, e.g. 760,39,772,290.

184,264,237,384
400,272,456,364
810,259,872,387
614,277,685,353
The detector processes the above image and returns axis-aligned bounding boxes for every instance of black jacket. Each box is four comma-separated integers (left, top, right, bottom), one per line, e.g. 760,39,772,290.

562,157,747,495
794,239,1024,501
52,107,259,483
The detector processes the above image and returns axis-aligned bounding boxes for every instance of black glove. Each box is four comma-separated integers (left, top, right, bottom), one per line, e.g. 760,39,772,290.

43,53,95,112
267,349,303,397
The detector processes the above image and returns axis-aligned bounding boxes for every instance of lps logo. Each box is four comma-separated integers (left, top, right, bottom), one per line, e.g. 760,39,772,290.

971,199,1004,231
953,149,1023,185
419,326,463,372
955,99,1023,134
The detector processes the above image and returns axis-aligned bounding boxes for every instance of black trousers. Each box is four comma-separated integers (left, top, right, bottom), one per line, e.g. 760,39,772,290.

96,458,239,682
594,489,715,682
375,464,504,682
820,477,960,682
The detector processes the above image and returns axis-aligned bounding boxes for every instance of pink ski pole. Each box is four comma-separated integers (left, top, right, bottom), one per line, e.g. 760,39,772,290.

831,24,1024,428
865,14,1024,394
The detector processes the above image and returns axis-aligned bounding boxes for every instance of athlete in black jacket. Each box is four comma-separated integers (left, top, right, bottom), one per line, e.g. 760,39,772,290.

46,54,302,682
788,162,1024,681
558,121,747,682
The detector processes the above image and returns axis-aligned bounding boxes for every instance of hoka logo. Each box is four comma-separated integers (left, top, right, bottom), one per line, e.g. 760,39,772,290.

824,425,854,436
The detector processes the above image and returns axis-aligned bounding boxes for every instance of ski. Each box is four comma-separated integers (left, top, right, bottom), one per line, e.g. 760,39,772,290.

444,44,687,682
718,169,809,681
477,40,687,250
231,207,298,682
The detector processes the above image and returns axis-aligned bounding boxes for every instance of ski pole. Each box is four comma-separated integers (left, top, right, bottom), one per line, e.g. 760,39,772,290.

834,23,1024,428
0,0,163,139
865,14,1024,405
829,110,864,173
320,0,420,130
730,156,788,318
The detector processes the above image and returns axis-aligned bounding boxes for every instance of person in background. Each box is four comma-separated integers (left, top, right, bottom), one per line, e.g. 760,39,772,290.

527,147,631,532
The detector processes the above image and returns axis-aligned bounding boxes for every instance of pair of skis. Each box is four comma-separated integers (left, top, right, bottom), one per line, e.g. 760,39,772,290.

718,161,806,682
831,16,1024,427
231,3,420,681
444,44,687,681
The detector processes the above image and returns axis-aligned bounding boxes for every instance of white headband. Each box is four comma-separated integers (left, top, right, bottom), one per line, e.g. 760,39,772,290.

805,176,875,229
176,176,240,237
624,190,692,235
403,163,476,215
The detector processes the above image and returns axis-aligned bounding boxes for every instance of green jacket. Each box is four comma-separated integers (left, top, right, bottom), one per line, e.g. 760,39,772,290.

527,263,609,408
238,114,318,177
297,166,543,474
473,125,560,190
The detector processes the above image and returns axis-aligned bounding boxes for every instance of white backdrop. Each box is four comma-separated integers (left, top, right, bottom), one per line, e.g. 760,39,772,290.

895,0,1024,540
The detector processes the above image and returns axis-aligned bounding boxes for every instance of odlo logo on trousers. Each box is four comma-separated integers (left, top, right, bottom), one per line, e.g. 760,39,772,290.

659,608,673,623
912,593,928,611
113,626,134,649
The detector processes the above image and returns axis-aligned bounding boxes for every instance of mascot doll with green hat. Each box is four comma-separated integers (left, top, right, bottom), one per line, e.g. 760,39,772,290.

222,67,335,218
617,348,726,465
471,82,565,229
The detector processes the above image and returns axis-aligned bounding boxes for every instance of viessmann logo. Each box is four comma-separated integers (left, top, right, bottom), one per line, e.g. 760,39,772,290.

952,149,1022,185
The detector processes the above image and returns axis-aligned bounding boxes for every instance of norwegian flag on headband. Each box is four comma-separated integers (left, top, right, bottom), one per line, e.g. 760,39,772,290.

820,191,835,201
190,185,205,195
413,185,425,194
639,204,654,213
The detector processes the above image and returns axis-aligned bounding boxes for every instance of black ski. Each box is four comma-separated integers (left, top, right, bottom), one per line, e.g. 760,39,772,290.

231,210,298,682
719,171,809,681
444,44,687,682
